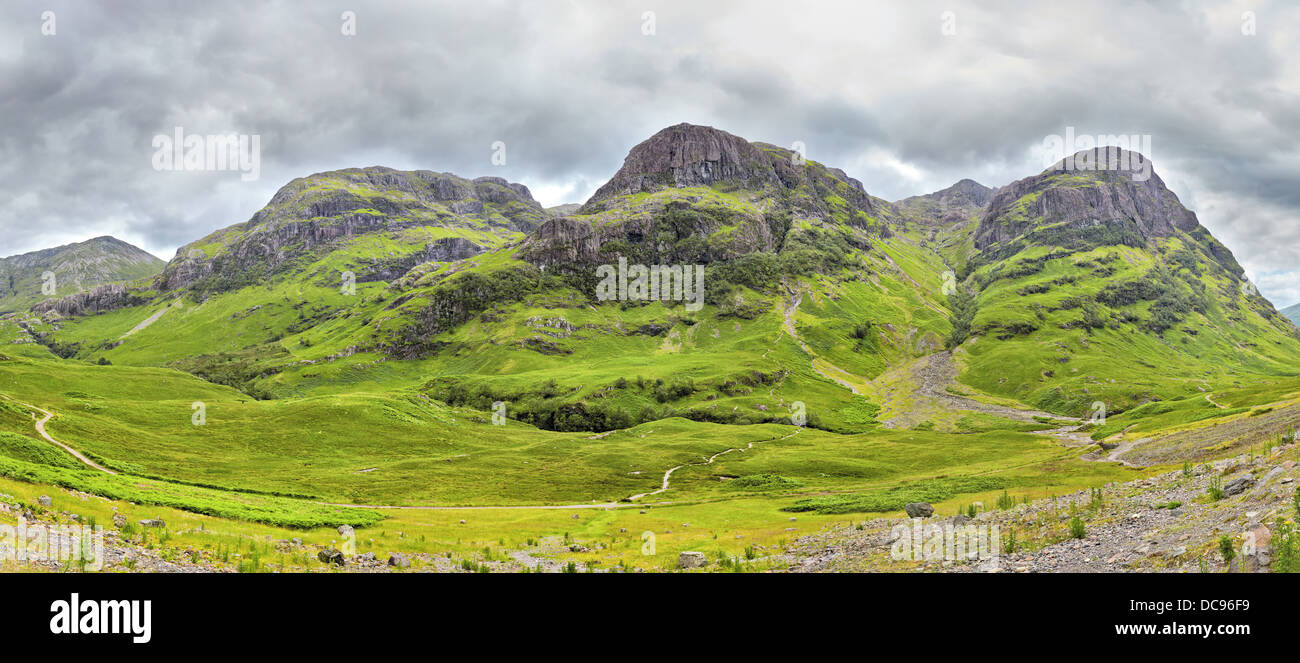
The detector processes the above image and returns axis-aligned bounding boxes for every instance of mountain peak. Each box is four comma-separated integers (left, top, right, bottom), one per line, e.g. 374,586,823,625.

974,149,1201,252
582,123,780,207
0,236,163,314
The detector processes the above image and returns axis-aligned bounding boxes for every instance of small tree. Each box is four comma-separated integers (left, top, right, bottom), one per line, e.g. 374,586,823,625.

1218,535,1236,569
1069,516,1086,539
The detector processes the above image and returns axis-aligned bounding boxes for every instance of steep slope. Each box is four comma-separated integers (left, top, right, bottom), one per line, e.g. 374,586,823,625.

893,178,993,273
0,237,163,314
5,167,546,385
894,178,992,227
347,124,947,433
948,148,1300,418
159,166,546,293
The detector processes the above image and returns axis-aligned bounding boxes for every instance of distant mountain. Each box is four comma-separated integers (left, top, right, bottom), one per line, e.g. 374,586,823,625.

894,178,992,226
1283,303,1300,326
546,203,581,217
0,236,163,314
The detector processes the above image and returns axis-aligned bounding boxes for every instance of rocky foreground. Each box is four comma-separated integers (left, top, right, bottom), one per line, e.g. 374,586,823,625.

789,441,1299,573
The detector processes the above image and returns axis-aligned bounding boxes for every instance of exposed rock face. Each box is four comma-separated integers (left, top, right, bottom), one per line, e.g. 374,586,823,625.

0,236,163,315
32,284,148,317
584,124,781,206
525,123,889,269
354,237,486,283
974,149,1201,250
895,179,993,226
158,167,545,292
522,217,601,265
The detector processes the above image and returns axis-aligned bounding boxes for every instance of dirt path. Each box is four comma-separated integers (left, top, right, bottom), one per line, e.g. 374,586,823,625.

0,395,118,475
322,428,806,511
781,282,863,395
626,427,803,501
1205,393,1226,409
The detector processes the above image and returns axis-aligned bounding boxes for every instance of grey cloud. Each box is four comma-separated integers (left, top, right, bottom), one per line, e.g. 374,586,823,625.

0,0,1297,305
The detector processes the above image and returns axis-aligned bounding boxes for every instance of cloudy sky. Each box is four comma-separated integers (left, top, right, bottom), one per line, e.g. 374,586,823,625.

2,0,1298,306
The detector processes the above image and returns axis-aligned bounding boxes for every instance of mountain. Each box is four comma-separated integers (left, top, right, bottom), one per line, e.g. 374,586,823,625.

5,124,1300,559
525,123,898,268
11,129,1300,432
546,203,581,217
894,178,992,227
0,236,163,315
1284,303,1300,326
943,147,1300,415
159,166,546,293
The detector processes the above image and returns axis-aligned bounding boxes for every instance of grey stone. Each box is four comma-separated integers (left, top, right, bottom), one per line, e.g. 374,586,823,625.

678,551,709,569
1223,477,1253,497
904,502,935,518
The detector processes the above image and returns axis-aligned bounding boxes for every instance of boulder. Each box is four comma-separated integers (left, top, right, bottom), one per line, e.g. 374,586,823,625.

678,551,709,569
904,502,935,518
112,513,127,528
37,495,52,507
1223,477,1254,497
138,519,165,528
337,524,354,537
318,548,345,566
388,553,410,569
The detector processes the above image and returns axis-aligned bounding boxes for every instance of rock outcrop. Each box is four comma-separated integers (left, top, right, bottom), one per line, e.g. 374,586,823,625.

974,149,1201,250
158,167,545,292
32,283,148,317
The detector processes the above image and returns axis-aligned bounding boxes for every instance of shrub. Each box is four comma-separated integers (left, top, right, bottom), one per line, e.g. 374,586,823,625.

996,491,1015,510
1207,475,1224,501
1218,535,1236,567
1068,516,1086,539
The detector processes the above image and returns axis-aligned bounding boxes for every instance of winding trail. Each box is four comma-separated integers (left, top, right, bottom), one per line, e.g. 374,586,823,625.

781,282,864,395
321,428,806,511
0,395,118,475
2,394,804,512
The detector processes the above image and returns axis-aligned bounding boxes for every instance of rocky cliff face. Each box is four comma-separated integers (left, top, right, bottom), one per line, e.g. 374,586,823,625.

32,283,148,317
159,167,545,291
582,124,780,208
525,124,890,269
0,236,163,315
894,178,993,226
974,149,1200,250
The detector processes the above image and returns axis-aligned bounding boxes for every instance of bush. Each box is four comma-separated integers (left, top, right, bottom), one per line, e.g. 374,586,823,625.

1218,535,1236,567
1068,516,1086,539
1207,475,1224,501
